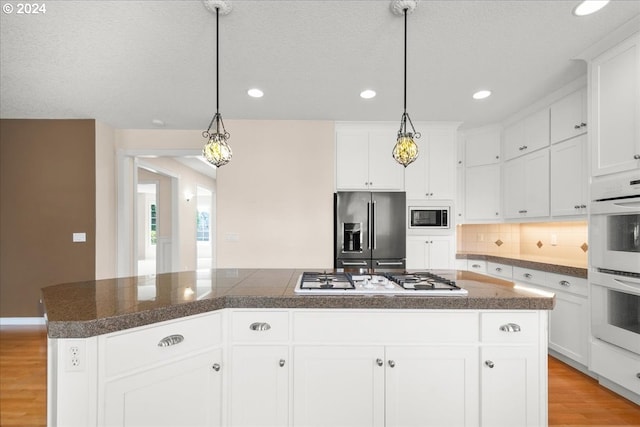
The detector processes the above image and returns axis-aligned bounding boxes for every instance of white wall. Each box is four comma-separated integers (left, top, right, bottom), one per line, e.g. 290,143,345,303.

115,120,335,269
95,121,117,279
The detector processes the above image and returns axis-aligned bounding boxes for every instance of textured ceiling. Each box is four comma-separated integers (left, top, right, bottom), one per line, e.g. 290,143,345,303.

1,0,639,130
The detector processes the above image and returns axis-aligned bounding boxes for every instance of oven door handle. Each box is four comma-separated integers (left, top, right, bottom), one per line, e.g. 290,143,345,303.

613,277,640,292
612,201,640,209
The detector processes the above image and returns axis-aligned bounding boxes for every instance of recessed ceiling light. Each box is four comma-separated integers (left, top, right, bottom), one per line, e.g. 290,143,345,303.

247,88,264,98
572,0,610,16
151,119,165,127
360,89,376,99
472,90,492,100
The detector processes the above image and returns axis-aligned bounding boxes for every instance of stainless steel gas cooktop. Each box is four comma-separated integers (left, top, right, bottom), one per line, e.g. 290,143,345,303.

295,271,468,296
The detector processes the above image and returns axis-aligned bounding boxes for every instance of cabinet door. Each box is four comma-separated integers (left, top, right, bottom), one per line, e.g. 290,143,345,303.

369,130,405,190
503,158,526,218
523,149,550,218
465,164,501,221
481,346,540,427
406,236,428,269
427,128,456,199
505,150,550,219
504,121,525,161
548,290,588,365
551,135,587,216
428,235,454,269
405,136,429,199
524,108,550,154
229,345,288,427
385,346,479,427
293,346,384,427
336,132,370,190
465,127,501,167
550,88,587,144
591,33,640,176
103,349,222,427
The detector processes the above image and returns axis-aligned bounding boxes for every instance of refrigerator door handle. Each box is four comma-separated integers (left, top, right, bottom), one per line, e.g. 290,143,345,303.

372,200,377,250
367,201,372,250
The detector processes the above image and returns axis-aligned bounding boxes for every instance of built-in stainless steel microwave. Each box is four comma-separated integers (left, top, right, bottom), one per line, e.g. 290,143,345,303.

408,206,449,229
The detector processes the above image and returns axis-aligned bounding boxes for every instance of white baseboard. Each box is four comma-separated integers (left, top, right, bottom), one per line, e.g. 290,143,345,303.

0,317,46,326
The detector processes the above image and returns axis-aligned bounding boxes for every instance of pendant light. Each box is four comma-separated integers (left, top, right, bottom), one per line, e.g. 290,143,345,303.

391,0,420,168
202,0,232,167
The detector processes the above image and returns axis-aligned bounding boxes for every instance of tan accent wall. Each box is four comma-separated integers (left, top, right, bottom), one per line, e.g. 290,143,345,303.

0,119,96,317
95,121,117,279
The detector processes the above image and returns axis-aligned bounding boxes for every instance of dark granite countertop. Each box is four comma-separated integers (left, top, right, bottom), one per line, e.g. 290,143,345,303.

456,253,588,279
42,269,555,339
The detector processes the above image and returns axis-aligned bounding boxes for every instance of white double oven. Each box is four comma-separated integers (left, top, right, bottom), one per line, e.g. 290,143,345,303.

590,170,640,355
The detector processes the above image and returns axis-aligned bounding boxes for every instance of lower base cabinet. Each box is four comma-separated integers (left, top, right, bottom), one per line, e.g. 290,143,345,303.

229,346,289,427
293,345,479,427
481,346,541,427
102,349,223,427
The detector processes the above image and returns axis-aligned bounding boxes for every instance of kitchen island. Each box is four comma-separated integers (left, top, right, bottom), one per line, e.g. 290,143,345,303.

44,269,554,427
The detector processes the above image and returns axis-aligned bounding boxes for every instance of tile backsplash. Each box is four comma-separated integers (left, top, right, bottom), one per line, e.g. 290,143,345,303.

457,221,588,266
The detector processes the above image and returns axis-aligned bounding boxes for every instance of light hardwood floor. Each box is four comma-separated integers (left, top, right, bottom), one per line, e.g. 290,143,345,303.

1,325,639,426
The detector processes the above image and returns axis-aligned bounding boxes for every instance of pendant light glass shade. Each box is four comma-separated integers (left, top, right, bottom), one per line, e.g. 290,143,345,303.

203,113,232,167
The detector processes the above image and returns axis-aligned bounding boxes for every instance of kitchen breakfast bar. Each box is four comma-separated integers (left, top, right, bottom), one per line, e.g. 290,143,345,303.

43,269,555,427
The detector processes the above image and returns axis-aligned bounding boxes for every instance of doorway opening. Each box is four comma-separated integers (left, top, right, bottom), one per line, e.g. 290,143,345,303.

137,181,158,275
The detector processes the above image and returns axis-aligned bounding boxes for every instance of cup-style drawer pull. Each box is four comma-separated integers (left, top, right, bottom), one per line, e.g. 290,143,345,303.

495,267,502,272
157,334,184,347
472,264,481,268
524,273,533,279
249,322,271,331
499,323,521,333
559,280,571,287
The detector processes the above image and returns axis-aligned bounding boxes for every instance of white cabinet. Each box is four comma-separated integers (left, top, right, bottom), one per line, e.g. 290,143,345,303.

336,127,404,190
504,108,550,161
590,32,640,176
481,345,541,427
103,349,223,427
541,272,589,366
293,346,384,427
229,346,288,427
465,126,502,166
465,164,501,221
405,126,458,200
385,346,479,427
551,135,588,216
406,235,454,269
228,311,290,426
487,261,513,280
99,313,224,427
503,149,550,219
550,88,587,144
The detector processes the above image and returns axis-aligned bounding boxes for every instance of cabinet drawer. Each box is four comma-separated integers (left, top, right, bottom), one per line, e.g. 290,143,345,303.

481,312,540,344
591,339,640,395
467,260,487,274
487,262,513,279
545,272,587,297
513,267,546,286
231,310,289,343
294,311,479,343
104,312,222,377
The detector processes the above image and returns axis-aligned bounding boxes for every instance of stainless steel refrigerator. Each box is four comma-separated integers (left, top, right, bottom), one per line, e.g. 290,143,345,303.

334,191,406,270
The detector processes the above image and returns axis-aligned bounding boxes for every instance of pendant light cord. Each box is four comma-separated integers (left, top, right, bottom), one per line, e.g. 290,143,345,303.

403,7,407,115
216,6,219,115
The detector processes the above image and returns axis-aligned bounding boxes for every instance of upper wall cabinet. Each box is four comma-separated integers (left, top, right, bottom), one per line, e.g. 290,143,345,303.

405,125,459,200
590,32,640,176
503,108,550,161
551,135,588,217
503,149,550,219
336,125,404,191
465,126,502,167
550,88,587,144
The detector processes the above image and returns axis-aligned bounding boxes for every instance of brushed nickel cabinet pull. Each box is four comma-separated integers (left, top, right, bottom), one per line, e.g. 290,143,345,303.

388,360,396,368
249,322,271,331
279,359,286,367
499,323,521,333
158,334,184,347
559,280,571,287
485,360,495,368
524,273,532,279
212,363,221,372
376,358,384,367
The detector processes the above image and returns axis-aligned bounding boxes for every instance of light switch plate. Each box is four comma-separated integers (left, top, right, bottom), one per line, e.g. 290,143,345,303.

72,232,86,242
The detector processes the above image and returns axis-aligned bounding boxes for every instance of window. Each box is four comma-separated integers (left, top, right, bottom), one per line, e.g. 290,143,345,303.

197,211,210,242
150,204,157,245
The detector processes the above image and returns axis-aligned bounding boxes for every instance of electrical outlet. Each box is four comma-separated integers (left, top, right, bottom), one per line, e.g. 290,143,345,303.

66,341,84,372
